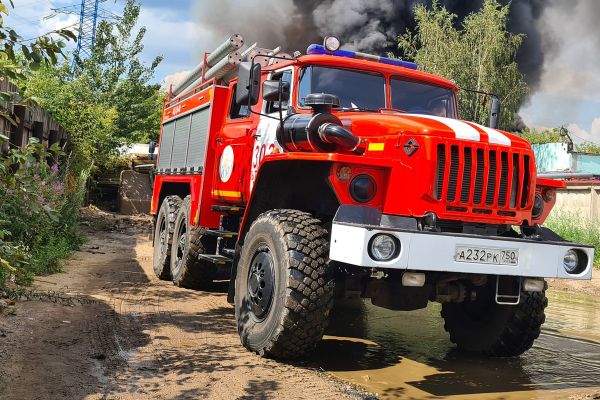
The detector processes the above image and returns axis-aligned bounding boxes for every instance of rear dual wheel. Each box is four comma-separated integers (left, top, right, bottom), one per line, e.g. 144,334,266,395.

170,196,217,289
235,209,334,359
153,196,182,280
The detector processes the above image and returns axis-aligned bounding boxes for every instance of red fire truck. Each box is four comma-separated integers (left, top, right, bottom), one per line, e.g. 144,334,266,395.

150,35,593,359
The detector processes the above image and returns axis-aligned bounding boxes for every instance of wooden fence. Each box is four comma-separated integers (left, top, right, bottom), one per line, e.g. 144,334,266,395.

0,78,66,153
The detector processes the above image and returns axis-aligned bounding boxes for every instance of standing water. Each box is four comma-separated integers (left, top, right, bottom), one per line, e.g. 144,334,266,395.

311,290,600,399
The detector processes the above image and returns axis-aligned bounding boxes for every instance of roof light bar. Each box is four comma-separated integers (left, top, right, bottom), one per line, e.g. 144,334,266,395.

306,44,418,70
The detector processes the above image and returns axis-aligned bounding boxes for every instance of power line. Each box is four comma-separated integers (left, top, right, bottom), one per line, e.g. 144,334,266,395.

17,23,79,43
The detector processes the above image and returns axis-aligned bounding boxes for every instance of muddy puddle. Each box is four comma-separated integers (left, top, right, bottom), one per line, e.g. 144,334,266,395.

311,290,600,399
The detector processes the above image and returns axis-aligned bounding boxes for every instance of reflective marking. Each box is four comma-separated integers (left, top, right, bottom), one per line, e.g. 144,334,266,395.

470,122,512,146
212,190,242,198
368,142,385,151
406,114,480,142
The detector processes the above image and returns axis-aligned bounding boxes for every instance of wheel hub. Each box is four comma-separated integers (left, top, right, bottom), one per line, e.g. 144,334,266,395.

173,224,187,274
247,248,275,320
159,219,167,254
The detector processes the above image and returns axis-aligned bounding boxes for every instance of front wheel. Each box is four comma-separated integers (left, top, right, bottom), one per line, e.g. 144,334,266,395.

441,279,547,356
235,209,334,359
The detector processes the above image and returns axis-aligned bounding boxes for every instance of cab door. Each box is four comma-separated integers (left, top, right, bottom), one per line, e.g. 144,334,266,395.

249,67,294,192
212,84,259,204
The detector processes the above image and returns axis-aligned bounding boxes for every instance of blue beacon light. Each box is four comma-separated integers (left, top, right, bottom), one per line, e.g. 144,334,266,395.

306,44,418,70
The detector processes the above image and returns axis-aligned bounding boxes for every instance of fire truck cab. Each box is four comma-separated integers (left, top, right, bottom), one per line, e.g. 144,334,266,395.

151,35,593,359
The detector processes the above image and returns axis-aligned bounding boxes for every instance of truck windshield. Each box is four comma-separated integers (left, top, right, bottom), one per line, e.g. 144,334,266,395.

390,77,456,118
298,66,385,110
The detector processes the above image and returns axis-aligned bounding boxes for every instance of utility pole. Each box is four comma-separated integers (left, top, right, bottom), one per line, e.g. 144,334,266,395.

47,0,120,68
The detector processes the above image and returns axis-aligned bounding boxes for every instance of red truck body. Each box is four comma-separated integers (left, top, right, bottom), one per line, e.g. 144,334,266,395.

149,36,592,359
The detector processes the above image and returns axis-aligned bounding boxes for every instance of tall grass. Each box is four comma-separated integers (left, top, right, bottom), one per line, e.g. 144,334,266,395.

544,210,600,267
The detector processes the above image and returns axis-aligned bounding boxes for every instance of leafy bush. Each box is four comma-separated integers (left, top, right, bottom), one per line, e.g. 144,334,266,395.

519,128,565,144
0,139,88,285
544,211,600,267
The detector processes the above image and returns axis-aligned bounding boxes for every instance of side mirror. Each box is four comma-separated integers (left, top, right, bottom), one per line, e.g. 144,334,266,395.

236,62,261,106
489,95,501,129
262,80,290,102
149,141,156,160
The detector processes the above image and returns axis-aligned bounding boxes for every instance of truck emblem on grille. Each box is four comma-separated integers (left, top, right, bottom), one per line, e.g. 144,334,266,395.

404,138,419,156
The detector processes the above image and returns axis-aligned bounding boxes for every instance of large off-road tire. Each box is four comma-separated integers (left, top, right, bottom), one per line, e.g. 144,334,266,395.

441,279,547,356
170,196,217,289
153,195,182,280
235,209,334,359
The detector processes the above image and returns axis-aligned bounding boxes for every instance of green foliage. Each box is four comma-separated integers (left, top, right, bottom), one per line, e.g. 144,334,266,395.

519,128,565,145
0,141,87,285
26,64,120,172
77,0,165,143
0,0,163,287
396,0,528,131
574,142,600,155
0,0,74,122
25,0,164,172
518,127,600,154
545,211,600,267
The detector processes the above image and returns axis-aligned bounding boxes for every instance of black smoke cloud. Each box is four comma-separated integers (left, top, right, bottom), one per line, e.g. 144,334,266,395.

289,0,548,89
190,0,554,90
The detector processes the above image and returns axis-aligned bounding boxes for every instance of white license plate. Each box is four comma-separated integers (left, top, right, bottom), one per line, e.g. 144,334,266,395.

455,246,519,266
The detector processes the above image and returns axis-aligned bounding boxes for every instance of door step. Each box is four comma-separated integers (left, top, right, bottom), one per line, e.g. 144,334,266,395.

204,229,238,238
198,254,232,265
211,205,245,214
220,248,235,257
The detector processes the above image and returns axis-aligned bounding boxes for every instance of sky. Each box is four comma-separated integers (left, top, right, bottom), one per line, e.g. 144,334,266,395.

6,0,600,144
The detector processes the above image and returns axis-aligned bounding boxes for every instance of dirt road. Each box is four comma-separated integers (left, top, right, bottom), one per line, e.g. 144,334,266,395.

0,211,369,400
1,210,600,400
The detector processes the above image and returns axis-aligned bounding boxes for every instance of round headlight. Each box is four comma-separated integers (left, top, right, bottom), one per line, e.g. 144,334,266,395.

350,174,376,203
323,36,341,52
369,234,399,261
563,249,580,273
532,193,544,219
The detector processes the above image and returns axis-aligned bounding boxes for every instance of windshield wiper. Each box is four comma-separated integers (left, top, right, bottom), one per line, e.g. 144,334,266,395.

337,106,380,113
338,107,408,114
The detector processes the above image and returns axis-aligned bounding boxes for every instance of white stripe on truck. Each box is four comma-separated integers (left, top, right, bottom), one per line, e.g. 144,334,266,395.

406,114,511,146
406,114,480,142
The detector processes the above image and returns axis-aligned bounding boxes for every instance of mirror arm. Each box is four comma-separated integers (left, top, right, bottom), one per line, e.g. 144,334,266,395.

278,79,284,126
247,53,298,122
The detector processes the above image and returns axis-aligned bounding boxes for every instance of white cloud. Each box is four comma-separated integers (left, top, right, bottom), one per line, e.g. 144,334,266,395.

161,70,192,91
136,6,205,82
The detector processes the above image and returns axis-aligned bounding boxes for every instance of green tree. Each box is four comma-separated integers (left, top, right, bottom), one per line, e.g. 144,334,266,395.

396,0,527,131
26,65,119,171
78,0,164,143
519,127,565,145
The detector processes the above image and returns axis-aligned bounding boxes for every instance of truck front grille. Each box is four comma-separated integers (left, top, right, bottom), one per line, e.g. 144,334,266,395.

433,143,532,212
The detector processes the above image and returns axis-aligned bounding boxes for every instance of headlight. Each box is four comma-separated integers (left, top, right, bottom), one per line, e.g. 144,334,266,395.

532,193,544,219
369,234,399,261
350,174,376,203
563,249,588,274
